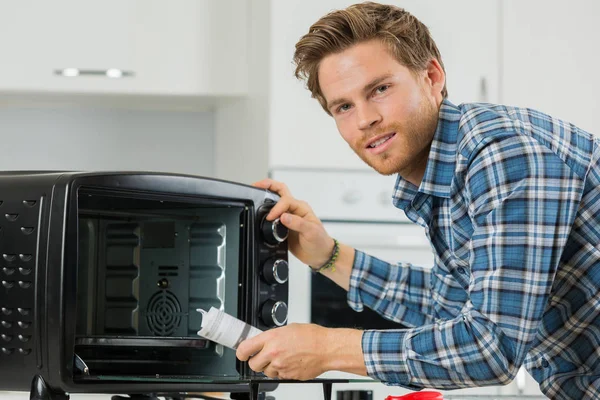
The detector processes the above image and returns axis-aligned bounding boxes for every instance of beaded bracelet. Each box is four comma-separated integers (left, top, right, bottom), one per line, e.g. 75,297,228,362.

310,238,339,273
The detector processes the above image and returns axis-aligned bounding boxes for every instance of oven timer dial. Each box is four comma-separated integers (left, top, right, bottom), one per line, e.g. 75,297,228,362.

261,217,289,245
260,299,288,327
262,258,289,285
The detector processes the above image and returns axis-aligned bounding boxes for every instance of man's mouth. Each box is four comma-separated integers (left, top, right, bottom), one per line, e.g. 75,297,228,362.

367,133,396,149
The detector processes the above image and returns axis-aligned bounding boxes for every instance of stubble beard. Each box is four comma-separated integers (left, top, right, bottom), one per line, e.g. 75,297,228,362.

357,98,439,177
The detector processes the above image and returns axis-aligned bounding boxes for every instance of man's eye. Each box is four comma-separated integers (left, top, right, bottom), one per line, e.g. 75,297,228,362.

337,104,351,113
375,85,389,94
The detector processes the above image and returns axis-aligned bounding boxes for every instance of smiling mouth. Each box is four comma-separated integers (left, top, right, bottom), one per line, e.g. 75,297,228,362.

367,133,396,148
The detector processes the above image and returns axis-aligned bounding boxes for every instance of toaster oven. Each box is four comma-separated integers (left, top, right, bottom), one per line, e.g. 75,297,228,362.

0,171,294,400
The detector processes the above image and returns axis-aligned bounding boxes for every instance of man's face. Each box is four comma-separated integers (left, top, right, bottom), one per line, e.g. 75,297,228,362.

318,40,440,179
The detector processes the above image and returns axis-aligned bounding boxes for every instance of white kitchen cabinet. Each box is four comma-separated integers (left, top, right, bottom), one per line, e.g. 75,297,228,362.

501,0,600,136
268,0,500,169
0,0,247,101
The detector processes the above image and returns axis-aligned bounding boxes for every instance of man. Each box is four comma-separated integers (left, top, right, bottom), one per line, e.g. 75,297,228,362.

235,2,600,399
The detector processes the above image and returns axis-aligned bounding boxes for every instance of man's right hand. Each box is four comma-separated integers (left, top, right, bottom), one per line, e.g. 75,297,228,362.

253,178,335,269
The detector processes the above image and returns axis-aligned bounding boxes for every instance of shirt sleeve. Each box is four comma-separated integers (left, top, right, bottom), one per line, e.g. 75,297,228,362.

347,250,435,328
361,134,584,388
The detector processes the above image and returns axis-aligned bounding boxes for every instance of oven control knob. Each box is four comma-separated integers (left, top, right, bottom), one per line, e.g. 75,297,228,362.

261,217,288,245
262,258,289,285
260,300,288,327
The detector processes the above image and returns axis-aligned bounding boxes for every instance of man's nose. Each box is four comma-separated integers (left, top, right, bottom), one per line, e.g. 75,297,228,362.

357,103,382,130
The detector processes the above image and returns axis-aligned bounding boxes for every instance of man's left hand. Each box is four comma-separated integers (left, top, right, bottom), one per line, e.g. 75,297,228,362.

236,323,330,380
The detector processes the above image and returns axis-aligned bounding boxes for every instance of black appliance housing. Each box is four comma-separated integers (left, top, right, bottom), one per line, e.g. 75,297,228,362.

0,171,290,398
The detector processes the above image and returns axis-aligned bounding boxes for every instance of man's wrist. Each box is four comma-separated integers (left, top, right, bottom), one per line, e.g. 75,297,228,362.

310,237,336,269
311,238,339,272
321,327,367,376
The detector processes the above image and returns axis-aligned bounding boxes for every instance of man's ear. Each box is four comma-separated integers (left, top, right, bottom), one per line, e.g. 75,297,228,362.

424,58,446,100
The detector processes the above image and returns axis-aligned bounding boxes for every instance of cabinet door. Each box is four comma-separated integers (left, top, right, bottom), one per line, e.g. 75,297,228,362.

502,0,600,136
0,0,247,97
269,0,499,169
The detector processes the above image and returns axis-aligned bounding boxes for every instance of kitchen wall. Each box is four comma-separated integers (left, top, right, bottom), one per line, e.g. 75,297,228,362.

0,106,215,175
501,0,599,135
214,0,271,185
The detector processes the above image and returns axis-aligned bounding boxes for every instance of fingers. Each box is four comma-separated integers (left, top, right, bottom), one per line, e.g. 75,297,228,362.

254,179,320,238
248,354,271,373
236,335,264,362
237,335,278,378
278,212,308,234
263,365,279,379
252,179,292,198
267,197,312,221
251,178,272,189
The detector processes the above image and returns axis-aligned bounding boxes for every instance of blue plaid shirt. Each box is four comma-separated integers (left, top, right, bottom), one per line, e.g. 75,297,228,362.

348,99,600,399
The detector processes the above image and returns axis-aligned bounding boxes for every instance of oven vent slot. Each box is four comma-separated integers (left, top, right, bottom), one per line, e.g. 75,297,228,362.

158,265,179,277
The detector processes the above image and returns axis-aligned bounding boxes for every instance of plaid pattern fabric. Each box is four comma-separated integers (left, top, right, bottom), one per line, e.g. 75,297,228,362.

347,99,600,399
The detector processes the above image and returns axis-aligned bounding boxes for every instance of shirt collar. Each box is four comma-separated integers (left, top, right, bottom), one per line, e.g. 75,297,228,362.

393,98,461,209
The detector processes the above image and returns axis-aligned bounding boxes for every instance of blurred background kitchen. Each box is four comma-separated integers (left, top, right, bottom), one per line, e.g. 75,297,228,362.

0,0,597,399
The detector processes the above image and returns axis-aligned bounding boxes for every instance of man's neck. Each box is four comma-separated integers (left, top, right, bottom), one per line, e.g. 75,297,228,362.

400,141,432,187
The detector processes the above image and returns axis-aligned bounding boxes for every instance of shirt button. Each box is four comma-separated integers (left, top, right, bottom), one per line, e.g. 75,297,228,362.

541,358,549,368
457,267,466,275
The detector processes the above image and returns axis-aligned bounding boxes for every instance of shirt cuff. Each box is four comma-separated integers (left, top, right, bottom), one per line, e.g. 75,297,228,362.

362,329,418,388
347,250,400,312
347,250,370,312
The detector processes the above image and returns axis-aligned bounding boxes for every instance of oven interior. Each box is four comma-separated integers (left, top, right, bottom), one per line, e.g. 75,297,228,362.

72,189,247,381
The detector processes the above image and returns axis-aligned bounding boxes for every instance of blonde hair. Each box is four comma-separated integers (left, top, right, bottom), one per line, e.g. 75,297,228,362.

293,2,448,114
